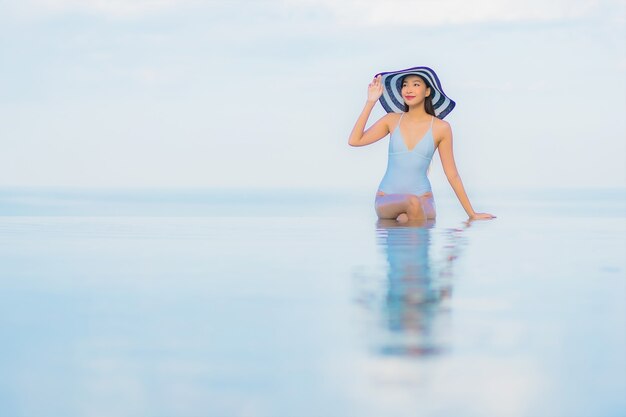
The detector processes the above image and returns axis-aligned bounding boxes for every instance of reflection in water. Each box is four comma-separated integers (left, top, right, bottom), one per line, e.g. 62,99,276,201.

356,219,467,358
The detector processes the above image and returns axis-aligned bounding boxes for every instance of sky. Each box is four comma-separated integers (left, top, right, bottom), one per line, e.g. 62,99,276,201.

0,0,624,192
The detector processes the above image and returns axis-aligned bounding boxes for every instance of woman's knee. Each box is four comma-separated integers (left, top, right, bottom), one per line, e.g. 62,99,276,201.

375,201,402,220
406,195,422,213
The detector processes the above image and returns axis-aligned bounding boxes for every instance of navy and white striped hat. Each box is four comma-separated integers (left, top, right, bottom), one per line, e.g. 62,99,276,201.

375,66,456,119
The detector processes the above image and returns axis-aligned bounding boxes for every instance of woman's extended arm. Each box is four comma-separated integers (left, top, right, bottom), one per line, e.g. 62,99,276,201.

348,75,392,147
438,123,496,220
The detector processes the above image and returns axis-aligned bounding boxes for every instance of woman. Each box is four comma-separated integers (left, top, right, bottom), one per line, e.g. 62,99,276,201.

348,66,496,223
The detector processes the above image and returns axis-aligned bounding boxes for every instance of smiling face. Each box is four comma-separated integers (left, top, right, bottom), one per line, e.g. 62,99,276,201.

401,75,431,106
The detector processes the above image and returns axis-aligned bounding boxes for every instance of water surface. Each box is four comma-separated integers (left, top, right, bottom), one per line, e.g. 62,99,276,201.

0,188,624,417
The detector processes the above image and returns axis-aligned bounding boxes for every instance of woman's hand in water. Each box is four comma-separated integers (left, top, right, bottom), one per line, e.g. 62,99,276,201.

367,75,383,103
469,212,497,221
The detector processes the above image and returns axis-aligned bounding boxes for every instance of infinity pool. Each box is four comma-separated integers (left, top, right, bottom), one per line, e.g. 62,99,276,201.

0,188,624,417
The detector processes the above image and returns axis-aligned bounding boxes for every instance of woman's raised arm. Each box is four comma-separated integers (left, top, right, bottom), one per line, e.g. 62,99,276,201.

348,75,392,147
438,123,496,220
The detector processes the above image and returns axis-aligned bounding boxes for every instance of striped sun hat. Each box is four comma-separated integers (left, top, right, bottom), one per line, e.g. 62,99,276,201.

376,66,456,119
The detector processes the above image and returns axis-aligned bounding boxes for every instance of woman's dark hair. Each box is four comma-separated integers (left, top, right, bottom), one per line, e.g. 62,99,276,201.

401,74,436,116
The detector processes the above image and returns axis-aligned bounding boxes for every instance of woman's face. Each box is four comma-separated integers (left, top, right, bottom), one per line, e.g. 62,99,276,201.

401,75,430,105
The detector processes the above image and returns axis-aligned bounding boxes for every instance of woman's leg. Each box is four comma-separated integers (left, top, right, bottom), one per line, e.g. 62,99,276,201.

375,191,436,222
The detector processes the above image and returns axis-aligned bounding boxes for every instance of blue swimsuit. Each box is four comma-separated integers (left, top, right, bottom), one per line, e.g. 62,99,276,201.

377,113,436,196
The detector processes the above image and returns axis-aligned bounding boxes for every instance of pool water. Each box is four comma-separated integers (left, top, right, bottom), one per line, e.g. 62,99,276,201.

0,188,624,417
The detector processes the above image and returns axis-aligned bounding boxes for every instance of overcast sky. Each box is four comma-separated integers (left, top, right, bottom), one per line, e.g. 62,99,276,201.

0,0,624,192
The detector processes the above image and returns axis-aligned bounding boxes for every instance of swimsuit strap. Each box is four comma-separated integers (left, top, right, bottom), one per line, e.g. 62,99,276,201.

430,115,435,129
395,112,405,132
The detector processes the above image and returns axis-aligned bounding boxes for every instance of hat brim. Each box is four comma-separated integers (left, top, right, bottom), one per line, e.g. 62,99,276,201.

375,66,456,119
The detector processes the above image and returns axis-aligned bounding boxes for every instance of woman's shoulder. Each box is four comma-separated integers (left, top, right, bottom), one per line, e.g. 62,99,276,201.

379,112,403,129
385,112,403,121
433,116,450,128
432,116,452,145
433,117,452,133
388,112,406,123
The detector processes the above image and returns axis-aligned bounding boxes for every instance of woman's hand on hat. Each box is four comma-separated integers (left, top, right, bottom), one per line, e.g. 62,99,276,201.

469,212,497,221
367,75,383,103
